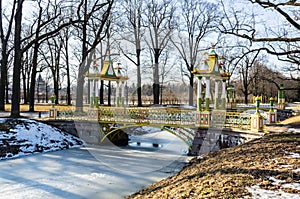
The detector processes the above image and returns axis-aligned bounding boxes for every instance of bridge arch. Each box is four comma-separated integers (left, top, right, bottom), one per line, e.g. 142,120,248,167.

99,123,195,149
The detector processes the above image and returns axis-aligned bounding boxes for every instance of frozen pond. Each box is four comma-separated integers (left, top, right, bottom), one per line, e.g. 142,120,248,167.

0,131,189,199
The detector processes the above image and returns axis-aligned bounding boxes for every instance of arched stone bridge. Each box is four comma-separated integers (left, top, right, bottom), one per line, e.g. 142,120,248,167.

86,106,256,150
50,106,268,155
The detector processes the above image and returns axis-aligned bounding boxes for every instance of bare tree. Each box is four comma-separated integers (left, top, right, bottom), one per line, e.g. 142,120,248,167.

11,0,24,117
171,0,220,106
118,0,143,106
62,28,72,105
237,51,259,104
28,1,50,111
0,0,16,110
25,0,79,111
74,0,113,111
219,0,300,73
42,37,64,105
21,47,33,104
159,48,178,104
143,0,175,105
9,0,88,116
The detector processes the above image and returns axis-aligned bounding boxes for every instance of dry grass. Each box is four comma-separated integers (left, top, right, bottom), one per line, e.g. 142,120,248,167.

4,104,76,112
280,115,300,125
126,131,300,199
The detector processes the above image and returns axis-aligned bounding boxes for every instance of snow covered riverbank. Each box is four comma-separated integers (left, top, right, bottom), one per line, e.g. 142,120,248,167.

0,119,189,198
0,118,83,160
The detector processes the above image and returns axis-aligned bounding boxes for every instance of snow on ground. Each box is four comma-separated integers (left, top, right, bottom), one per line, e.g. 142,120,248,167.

245,152,300,198
0,124,188,199
246,185,300,199
287,152,300,159
268,177,300,190
0,118,299,198
0,118,83,160
288,128,300,134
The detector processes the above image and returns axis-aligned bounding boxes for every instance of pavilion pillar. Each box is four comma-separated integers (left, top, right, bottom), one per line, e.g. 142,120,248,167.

121,81,126,106
214,80,219,109
94,79,99,108
221,81,226,109
205,77,210,111
197,77,202,111
90,79,94,108
116,81,120,106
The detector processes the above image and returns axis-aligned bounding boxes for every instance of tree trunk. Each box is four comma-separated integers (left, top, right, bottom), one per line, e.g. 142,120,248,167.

136,49,142,107
0,43,8,110
29,43,39,111
153,48,160,105
100,80,104,104
45,81,48,102
189,73,194,106
244,89,248,105
87,79,90,104
76,1,88,111
65,35,71,105
108,81,111,106
28,6,42,112
55,66,59,104
11,0,24,118
22,71,26,104
76,75,84,111
5,75,9,104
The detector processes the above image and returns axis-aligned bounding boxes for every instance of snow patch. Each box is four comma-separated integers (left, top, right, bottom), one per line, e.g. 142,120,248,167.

280,165,293,168
268,176,284,185
0,118,83,160
246,185,300,199
288,128,300,133
293,168,300,173
286,152,300,158
282,183,300,191
266,176,300,192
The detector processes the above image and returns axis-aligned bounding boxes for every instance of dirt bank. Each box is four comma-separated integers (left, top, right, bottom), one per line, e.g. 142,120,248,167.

126,129,300,199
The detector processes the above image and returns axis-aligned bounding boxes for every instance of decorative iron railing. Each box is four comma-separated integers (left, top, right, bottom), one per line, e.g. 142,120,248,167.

98,107,197,127
224,112,251,130
51,106,252,130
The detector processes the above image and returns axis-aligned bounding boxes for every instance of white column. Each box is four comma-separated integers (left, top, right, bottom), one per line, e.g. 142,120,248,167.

221,81,226,99
221,81,226,109
90,79,94,107
90,79,94,97
95,80,99,96
121,81,125,106
205,77,210,99
205,77,210,111
214,80,219,109
116,81,120,106
197,78,202,99
197,77,202,111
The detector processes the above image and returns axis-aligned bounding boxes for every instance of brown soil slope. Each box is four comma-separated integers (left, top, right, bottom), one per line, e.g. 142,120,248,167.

126,130,300,199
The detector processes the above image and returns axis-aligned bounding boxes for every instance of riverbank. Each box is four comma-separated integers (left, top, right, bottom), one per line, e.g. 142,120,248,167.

126,127,300,199
0,118,190,198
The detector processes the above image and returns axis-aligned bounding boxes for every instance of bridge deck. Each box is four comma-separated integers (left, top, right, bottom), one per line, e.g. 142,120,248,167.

47,106,262,149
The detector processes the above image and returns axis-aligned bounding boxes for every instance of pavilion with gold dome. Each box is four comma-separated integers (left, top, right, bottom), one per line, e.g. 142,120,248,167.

86,57,128,108
192,45,231,112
